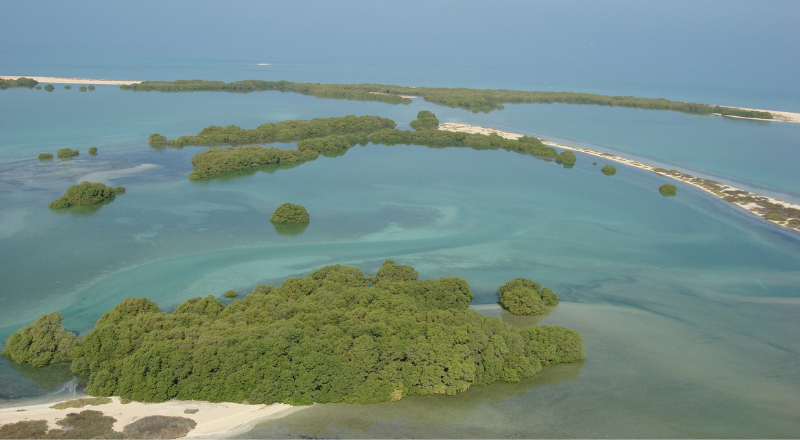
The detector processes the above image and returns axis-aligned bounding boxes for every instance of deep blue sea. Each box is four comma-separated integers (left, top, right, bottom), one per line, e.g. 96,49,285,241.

1,1,799,436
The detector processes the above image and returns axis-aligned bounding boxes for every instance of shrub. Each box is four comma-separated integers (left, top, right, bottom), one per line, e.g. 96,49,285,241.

122,415,197,439
56,148,79,158
45,84,54,92
498,278,559,315
115,186,126,194
88,85,95,91
592,161,597,165
49,182,121,209
184,408,199,414
0,420,48,439
79,86,87,92
50,397,112,409
601,164,616,176
64,85,71,90
88,147,98,155
555,150,576,167
765,212,786,222
224,290,237,298
270,203,309,224
35,85,42,90
659,184,677,196
38,152,53,160
1,312,80,367
409,110,440,130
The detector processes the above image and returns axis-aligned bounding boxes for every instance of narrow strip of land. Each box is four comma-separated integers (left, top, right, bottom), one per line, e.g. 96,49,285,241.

0,76,142,85
438,123,800,232
0,396,303,438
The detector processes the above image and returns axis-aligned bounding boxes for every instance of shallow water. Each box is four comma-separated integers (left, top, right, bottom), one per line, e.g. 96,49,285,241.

1,65,799,437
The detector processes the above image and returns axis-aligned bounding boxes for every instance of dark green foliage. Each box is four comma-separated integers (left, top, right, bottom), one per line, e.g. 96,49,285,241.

45,84,55,92
49,182,122,209
1,312,80,367
35,85,42,90
224,290,238,298
120,79,773,119
765,212,787,222
115,186,125,194
122,415,196,439
69,262,583,405
56,148,79,158
270,203,309,224
88,85,95,91
498,278,559,315
79,86,87,92
555,150,576,167
148,114,395,148
601,164,617,176
593,162,597,165
0,77,38,90
64,85,71,90
0,420,49,439
409,110,440,130
38,152,53,160
659,184,677,196
88,147,98,155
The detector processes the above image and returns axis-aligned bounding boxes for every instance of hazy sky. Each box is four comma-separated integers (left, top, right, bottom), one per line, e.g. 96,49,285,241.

1,1,798,89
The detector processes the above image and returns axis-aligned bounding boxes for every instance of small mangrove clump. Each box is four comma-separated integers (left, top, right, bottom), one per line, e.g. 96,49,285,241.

49,182,123,209
224,290,238,298
57,148,79,158
1,312,80,367
659,184,677,196
64,85,71,90
88,147,98,155
38,152,53,160
44,84,54,92
409,110,440,130
498,278,559,316
555,150,577,167
270,203,309,224
79,86,87,92
88,85,95,91
601,164,617,176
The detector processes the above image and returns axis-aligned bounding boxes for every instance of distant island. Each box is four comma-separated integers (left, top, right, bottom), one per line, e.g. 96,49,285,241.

49,182,124,209
4,261,584,406
118,79,779,120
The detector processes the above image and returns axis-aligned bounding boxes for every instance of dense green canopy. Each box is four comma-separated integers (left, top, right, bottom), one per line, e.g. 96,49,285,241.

0,77,38,90
49,182,123,209
64,261,583,405
1,312,80,367
56,148,79,158
601,164,617,176
270,203,309,224
498,278,559,315
659,184,677,196
409,110,440,130
120,79,773,119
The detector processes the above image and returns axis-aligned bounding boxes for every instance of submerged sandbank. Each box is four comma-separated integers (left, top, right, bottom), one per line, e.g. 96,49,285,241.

438,123,800,233
0,396,304,438
0,76,142,85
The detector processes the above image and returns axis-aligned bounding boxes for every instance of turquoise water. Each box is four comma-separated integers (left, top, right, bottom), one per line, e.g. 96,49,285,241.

1,60,800,436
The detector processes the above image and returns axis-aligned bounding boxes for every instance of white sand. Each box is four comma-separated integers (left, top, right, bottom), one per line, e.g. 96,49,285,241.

0,396,305,438
719,106,800,123
1,76,141,85
79,163,161,185
438,123,800,232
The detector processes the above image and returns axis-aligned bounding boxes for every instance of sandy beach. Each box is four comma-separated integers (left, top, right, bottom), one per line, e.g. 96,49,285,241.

720,107,800,123
0,76,142,85
0,396,304,438
438,123,800,233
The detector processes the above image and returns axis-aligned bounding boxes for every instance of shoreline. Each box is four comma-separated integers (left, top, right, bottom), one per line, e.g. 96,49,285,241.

0,396,305,438
438,123,800,233
0,76,142,85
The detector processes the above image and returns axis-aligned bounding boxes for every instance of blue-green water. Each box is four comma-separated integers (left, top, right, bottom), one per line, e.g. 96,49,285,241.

1,60,800,436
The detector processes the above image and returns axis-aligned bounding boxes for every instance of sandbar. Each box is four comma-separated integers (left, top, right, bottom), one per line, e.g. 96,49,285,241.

438,123,800,233
0,396,305,438
0,76,142,86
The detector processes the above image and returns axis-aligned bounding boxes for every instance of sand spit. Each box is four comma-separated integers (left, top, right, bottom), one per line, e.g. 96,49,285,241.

438,123,800,233
1,76,142,85
369,91,419,99
719,107,800,123
0,396,304,439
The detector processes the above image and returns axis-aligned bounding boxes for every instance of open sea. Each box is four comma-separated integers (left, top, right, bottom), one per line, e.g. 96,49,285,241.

1,4,799,434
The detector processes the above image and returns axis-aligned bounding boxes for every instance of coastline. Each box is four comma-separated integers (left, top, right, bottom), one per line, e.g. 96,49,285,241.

438,123,800,233
0,76,142,86
0,396,305,438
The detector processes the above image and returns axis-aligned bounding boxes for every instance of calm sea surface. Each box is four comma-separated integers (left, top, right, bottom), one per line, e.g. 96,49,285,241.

1,58,799,437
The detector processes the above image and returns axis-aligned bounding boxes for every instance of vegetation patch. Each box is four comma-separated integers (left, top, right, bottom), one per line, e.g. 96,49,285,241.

1,312,80,367
50,397,112,410
122,415,197,439
555,150,576,168
0,77,38,90
659,184,677,196
765,212,787,222
601,164,617,176
223,290,238,298
49,182,122,209
498,278,559,315
79,86,87,92
88,147,98,155
60,261,583,405
409,110,440,130
38,152,53,160
56,148,79,158
270,203,309,224
44,84,54,92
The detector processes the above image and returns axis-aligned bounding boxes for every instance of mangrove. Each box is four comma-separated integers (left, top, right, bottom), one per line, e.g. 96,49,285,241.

49,182,123,209
659,184,677,196
270,203,310,224
498,278,559,316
